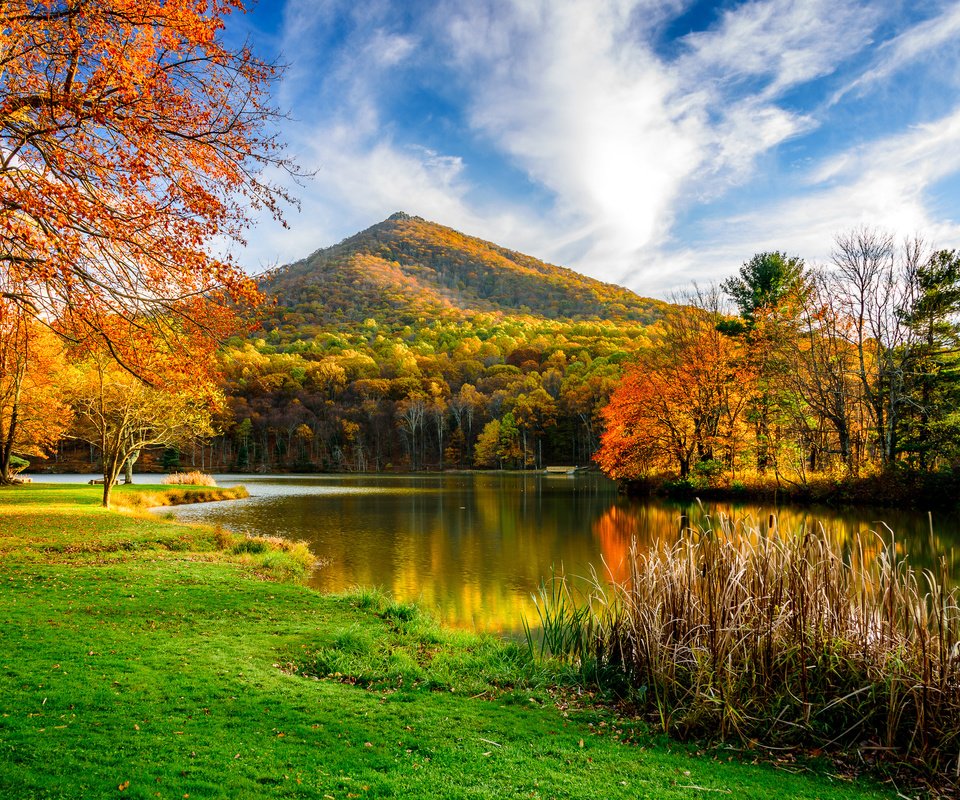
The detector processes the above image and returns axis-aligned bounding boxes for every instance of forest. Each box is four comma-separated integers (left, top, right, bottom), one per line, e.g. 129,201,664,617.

13,217,960,496
31,213,666,477
597,232,960,490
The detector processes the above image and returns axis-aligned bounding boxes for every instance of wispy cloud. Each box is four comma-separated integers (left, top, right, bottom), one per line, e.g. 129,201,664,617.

654,107,960,293
438,0,867,277
679,0,875,99
233,0,960,298
445,1,703,273
830,3,960,106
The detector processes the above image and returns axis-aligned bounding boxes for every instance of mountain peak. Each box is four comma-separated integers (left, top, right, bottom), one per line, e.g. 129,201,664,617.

261,215,666,329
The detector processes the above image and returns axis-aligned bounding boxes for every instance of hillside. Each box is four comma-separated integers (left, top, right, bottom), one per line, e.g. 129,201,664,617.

258,212,666,331
200,213,668,474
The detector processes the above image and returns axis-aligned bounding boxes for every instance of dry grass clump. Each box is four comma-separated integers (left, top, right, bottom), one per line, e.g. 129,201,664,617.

529,517,960,780
211,527,318,583
162,471,217,486
113,485,248,510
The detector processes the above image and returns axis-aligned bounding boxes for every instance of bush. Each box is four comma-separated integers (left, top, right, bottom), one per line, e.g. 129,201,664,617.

8,455,29,474
691,458,724,485
660,478,697,496
162,471,217,486
227,534,317,582
232,537,267,555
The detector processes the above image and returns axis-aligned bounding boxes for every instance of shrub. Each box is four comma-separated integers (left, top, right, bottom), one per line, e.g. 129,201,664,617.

691,458,724,485
660,477,697,496
8,455,29,474
232,537,268,555
213,525,234,551
162,471,217,486
228,534,317,582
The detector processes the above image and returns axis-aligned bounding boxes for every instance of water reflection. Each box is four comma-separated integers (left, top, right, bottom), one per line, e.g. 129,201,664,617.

157,473,960,633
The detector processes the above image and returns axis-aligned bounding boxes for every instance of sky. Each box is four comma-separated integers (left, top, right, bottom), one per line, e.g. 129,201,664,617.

226,0,960,299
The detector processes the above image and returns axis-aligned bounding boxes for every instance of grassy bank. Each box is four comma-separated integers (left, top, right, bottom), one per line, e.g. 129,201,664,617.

0,484,892,799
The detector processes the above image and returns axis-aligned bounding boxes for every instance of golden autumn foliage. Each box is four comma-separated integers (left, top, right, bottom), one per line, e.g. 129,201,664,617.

66,314,225,505
204,214,660,473
0,0,290,357
596,305,749,480
0,303,71,480
261,213,666,330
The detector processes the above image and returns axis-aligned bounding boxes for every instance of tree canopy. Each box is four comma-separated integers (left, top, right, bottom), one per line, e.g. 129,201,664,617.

0,0,291,361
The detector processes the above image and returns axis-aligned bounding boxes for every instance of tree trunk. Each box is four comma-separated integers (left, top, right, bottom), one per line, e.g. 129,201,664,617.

0,390,21,484
124,450,140,484
102,457,122,507
0,409,16,484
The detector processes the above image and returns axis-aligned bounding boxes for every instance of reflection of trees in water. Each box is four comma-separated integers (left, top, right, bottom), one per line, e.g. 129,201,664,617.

590,499,960,583
305,474,623,633
189,475,960,632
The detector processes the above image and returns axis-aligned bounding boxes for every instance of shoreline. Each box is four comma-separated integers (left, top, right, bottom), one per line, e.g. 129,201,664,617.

622,470,960,511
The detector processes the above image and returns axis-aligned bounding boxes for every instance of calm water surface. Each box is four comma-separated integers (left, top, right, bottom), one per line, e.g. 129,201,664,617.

148,472,960,634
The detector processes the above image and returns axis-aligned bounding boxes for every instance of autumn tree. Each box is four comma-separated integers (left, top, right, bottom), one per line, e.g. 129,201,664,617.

473,420,501,468
64,312,226,504
597,293,747,480
396,392,427,470
513,387,557,469
69,353,221,507
0,0,293,361
0,304,71,482
473,413,522,469
788,272,864,474
449,383,483,466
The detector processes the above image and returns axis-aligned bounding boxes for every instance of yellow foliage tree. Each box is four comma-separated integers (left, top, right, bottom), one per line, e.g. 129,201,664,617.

69,353,222,507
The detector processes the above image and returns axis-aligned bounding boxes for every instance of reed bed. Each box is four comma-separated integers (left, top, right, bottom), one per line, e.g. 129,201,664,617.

161,471,217,486
528,516,960,779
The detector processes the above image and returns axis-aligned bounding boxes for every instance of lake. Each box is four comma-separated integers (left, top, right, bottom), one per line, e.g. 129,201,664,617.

149,472,960,634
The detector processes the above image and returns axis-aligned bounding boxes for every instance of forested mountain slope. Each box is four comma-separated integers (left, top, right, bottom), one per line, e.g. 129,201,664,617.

185,215,669,474
258,212,665,332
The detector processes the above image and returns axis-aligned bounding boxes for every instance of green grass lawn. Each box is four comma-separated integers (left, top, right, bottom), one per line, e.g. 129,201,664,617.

0,484,892,799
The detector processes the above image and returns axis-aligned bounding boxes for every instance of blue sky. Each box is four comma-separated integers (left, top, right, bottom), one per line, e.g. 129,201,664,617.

228,0,960,298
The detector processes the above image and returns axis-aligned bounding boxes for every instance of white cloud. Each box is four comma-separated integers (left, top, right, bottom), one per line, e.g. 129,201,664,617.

647,108,960,294
449,0,703,274
831,3,960,105
232,0,960,302
437,0,866,280
680,0,875,99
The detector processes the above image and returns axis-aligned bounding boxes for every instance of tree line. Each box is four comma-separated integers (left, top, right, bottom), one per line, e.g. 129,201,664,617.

596,231,960,487
207,315,651,472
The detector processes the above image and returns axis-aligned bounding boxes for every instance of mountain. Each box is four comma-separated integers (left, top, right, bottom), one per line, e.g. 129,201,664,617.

257,212,666,331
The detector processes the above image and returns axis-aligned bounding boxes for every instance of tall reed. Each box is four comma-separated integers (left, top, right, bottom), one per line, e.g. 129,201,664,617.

161,471,217,486
528,516,960,777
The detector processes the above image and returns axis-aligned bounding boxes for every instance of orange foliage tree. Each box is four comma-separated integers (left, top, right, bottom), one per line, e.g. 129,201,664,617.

0,0,292,359
67,317,225,506
0,302,71,482
596,299,750,481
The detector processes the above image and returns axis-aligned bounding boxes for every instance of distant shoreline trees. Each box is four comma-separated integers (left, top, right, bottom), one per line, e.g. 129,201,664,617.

597,231,960,486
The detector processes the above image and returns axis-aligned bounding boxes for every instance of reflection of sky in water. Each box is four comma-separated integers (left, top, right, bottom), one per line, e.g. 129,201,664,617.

34,473,960,634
